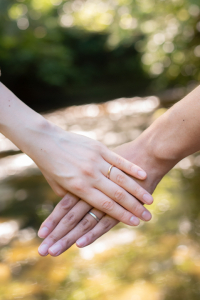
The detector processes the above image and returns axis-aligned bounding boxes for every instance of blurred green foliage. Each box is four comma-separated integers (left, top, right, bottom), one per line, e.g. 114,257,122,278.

0,0,200,111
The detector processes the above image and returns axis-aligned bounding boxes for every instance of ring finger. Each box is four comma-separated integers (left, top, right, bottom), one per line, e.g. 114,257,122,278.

102,163,153,205
48,208,105,256
96,176,152,222
76,214,118,248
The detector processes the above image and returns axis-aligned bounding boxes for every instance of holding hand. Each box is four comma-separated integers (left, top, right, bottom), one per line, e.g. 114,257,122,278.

38,193,105,256
0,83,153,226
38,135,166,257
38,140,154,256
0,83,153,257
31,128,153,226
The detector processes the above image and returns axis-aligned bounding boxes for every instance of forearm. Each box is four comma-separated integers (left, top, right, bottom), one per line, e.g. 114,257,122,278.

1,83,153,225
147,85,200,163
116,86,200,190
0,82,50,157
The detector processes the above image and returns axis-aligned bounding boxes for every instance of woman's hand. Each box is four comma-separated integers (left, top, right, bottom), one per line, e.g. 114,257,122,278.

38,137,167,257
30,125,153,225
38,84,200,256
0,83,153,226
37,139,155,257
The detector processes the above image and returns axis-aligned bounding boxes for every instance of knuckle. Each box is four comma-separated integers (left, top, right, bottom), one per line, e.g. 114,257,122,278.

95,143,107,157
80,217,93,232
60,238,70,251
60,199,72,211
94,142,104,152
82,164,96,178
118,210,129,223
114,189,125,202
132,202,143,216
62,193,78,203
47,216,56,227
94,175,101,185
115,155,123,167
71,179,85,193
134,186,141,196
129,164,135,173
116,174,125,185
101,218,113,232
100,145,107,156
48,234,58,244
102,200,114,211
86,231,95,243
58,193,78,211
63,212,77,226
90,153,99,163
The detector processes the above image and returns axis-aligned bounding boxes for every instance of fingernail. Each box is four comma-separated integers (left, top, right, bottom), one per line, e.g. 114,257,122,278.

143,194,153,204
38,244,49,256
76,237,87,247
49,244,62,256
137,170,146,179
142,211,152,221
130,216,140,226
38,227,49,238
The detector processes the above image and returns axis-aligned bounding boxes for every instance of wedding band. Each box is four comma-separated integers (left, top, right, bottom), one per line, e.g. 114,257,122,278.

107,164,114,179
88,211,100,222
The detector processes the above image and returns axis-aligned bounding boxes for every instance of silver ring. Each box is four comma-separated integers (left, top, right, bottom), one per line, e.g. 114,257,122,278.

88,211,100,222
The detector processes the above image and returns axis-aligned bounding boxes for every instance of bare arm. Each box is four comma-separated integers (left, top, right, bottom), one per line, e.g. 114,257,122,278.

79,84,200,245
143,85,200,167
38,85,200,255
0,82,153,225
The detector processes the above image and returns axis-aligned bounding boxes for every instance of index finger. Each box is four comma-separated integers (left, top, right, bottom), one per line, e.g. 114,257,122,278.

76,215,118,248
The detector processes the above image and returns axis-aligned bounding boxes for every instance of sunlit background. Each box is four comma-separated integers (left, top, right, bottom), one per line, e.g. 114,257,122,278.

1,0,200,299
1,0,200,110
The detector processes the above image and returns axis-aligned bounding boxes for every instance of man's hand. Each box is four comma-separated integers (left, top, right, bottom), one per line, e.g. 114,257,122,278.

38,85,200,256
38,138,167,256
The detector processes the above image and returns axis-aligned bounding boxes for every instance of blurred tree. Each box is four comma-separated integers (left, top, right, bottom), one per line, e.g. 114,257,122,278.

0,0,200,111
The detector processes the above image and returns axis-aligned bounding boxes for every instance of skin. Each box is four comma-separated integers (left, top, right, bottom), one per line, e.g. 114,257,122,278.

38,85,200,256
38,139,165,256
0,82,153,226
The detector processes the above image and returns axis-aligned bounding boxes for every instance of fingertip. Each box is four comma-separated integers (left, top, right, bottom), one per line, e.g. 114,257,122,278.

38,251,49,257
76,236,87,248
38,226,49,238
76,242,82,248
142,210,152,221
137,170,147,180
48,244,62,256
48,250,58,257
130,216,140,226
38,244,49,256
143,193,154,205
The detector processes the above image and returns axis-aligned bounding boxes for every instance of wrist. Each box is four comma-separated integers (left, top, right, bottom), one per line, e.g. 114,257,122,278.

115,130,174,194
146,111,185,165
20,116,54,158
0,83,63,161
